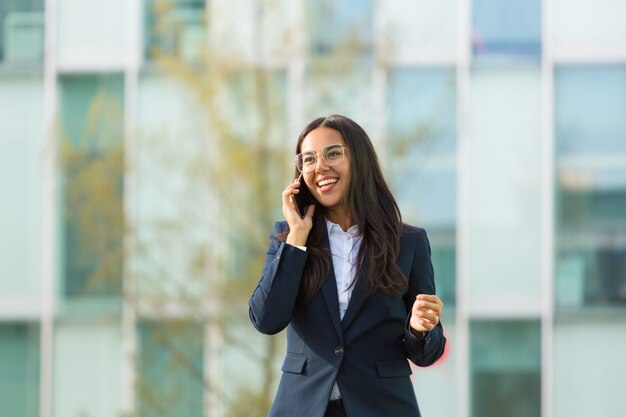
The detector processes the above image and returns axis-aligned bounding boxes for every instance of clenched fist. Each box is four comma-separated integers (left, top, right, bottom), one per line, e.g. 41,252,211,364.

409,294,443,337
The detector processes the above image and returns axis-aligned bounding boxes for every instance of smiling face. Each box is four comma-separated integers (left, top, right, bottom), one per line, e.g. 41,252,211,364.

300,126,352,221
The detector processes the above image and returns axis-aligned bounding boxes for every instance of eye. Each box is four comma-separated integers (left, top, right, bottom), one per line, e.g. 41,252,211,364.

326,148,342,159
303,153,316,164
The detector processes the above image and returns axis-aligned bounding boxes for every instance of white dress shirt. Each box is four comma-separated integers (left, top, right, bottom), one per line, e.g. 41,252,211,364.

290,218,363,401
326,218,362,401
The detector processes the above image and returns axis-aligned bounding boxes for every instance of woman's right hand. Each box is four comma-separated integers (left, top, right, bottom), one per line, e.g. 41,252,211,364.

282,178,315,246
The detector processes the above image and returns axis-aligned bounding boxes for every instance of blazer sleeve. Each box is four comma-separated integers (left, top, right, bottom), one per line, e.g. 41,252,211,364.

403,228,447,367
248,221,308,335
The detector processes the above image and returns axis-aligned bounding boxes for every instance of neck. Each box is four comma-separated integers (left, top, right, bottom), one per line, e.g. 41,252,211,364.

326,206,354,232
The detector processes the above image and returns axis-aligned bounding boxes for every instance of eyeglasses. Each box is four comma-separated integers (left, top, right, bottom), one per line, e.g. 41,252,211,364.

295,144,348,173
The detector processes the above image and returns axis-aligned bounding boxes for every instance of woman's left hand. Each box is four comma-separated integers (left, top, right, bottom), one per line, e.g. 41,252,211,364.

410,294,444,334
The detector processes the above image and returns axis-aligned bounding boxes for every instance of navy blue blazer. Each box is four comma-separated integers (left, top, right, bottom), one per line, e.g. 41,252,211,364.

249,221,446,417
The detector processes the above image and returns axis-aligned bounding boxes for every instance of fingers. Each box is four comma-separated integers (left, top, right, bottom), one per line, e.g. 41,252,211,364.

282,178,301,204
417,293,443,305
412,302,439,322
410,294,443,333
410,314,437,332
416,294,443,313
282,179,314,246
282,178,303,218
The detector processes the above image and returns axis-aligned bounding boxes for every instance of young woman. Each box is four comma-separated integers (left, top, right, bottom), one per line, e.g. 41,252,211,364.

249,115,446,417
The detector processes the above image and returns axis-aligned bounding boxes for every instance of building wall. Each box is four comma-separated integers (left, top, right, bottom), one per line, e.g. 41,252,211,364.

0,1,625,417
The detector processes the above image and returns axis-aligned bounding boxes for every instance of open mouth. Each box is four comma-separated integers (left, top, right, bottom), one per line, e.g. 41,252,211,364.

316,177,338,191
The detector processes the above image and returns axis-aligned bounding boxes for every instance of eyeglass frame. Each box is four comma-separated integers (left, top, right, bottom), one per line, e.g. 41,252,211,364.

294,143,349,173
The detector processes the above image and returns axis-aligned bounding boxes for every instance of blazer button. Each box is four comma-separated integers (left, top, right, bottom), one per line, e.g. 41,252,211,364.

334,346,344,356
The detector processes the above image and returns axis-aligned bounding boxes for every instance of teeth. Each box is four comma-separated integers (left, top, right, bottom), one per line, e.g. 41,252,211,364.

318,178,338,187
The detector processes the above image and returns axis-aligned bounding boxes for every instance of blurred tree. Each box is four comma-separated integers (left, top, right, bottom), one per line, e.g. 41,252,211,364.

58,1,407,416
60,78,125,301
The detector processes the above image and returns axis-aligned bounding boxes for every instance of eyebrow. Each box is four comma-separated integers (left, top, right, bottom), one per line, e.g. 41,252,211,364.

300,144,342,153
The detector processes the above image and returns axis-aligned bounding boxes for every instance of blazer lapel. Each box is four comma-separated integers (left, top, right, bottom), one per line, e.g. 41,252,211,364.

341,262,370,332
319,227,343,338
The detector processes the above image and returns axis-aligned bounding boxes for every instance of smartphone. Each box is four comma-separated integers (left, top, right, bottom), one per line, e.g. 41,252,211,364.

290,173,313,218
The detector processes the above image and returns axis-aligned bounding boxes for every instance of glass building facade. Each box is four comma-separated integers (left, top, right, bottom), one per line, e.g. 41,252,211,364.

1,1,625,417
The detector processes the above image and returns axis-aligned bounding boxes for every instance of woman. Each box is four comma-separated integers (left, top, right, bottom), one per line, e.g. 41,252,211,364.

249,115,446,417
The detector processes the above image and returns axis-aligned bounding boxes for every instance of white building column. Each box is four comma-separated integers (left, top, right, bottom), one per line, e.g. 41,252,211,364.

41,1,58,417
456,0,472,416
540,0,555,416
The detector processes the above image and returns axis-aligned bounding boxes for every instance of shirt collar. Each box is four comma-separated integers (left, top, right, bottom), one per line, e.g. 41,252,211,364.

325,217,360,237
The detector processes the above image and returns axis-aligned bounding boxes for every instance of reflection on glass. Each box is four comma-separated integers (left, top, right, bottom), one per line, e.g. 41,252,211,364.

144,0,206,61
138,321,204,417
0,323,39,417
60,75,125,299
472,0,541,58
555,65,626,309
0,0,44,65
471,320,541,417
386,67,457,305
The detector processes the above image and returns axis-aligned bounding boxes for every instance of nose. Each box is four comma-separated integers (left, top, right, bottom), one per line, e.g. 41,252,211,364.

314,155,329,173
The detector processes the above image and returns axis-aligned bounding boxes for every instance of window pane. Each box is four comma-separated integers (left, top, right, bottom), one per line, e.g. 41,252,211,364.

472,0,541,58
138,321,204,417
144,0,206,61
57,0,125,68
386,67,457,305
471,320,541,417
0,323,39,417
0,0,44,66
554,320,626,417
216,69,289,276
306,0,373,59
380,0,458,61
304,63,373,132
209,0,291,63
554,65,626,309
0,76,44,303
59,74,125,300
53,322,123,416
553,0,626,50
467,67,542,314
135,75,213,302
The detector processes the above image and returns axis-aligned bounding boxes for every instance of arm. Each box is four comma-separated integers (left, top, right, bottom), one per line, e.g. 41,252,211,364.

403,228,447,367
248,222,308,335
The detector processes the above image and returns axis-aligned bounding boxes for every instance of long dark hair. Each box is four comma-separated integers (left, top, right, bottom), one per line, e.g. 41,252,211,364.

284,115,406,304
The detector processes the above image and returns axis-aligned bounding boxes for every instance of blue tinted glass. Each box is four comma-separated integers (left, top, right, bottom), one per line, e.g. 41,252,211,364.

386,67,457,304
144,0,206,61
387,68,456,153
471,320,541,417
307,0,373,56
555,65,626,309
60,75,125,299
555,66,626,155
472,0,541,57
0,0,44,65
138,321,204,417
386,67,456,225
0,324,39,417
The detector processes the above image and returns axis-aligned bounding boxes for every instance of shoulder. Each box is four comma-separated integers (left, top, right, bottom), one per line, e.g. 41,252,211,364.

401,223,427,238
270,221,289,240
400,223,431,254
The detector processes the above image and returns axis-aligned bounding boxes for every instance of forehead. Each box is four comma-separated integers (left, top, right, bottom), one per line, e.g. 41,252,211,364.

301,127,346,152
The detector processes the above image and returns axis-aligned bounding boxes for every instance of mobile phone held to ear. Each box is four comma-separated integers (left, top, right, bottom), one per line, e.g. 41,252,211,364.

290,174,310,218
290,193,303,217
